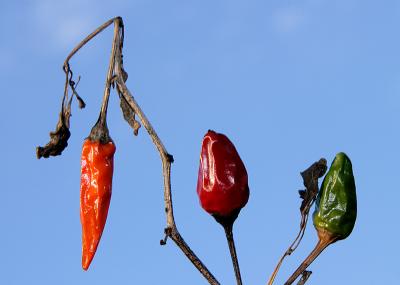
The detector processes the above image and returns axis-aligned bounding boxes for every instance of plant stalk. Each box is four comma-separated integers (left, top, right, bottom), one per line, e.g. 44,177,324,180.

224,224,243,285
284,230,337,285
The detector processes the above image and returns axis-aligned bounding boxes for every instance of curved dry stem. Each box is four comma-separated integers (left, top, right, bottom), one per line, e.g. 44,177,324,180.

62,17,120,114
267,213,310,285
284,230,337,285
268,224,306,285
63,17,120,68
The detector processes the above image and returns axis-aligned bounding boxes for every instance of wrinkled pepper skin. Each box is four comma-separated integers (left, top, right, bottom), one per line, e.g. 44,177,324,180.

313,152,357,240
80,139,116,270
197,130,249,219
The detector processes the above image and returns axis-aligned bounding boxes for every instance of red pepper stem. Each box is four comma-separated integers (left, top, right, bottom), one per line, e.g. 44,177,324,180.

284,229,337,285
223,224,243,285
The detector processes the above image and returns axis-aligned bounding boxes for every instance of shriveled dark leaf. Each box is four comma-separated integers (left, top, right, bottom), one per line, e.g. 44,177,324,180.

299,158,327,213
36,112,71,159
37,65,81,159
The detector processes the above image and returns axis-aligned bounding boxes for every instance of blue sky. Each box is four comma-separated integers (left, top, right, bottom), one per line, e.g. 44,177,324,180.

1,1,399,284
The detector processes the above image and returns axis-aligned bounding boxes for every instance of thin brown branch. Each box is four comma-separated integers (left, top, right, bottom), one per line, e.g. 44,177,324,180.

115,77,219,285
63,17,120,68
112,19,220,285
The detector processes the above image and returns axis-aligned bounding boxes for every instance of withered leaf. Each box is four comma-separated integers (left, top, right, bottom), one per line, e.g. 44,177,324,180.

299,158,327,214
120,94,141,136
36,111,71,159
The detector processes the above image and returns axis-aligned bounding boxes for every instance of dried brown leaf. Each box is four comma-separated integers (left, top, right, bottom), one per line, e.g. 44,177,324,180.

120,94,141,136
36,111,71,159
299,158,327,218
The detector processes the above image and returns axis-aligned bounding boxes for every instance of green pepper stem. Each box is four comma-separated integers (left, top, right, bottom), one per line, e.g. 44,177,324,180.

284,230,337,285
224,224,243,285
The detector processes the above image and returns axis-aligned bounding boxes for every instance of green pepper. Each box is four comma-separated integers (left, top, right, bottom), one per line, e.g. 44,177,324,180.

313,152,357,239
285,152,357,285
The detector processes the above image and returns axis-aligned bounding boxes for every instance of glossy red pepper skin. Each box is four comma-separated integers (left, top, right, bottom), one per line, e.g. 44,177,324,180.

80,139,116,270
197,130,249,221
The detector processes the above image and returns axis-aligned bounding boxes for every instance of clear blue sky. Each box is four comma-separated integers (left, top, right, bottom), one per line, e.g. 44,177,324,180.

1,1,399,284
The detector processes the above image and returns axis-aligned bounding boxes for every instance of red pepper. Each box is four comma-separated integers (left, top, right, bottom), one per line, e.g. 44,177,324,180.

197,130,249,284
196,130,249,223
80,139,116,270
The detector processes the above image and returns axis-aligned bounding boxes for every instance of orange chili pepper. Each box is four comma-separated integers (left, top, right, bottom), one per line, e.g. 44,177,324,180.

80,138,116,270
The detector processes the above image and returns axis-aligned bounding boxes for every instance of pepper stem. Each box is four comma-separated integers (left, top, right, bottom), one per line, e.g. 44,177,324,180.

284,229,337,285
223,224,243,285
212,210,243,285
88,18,122,144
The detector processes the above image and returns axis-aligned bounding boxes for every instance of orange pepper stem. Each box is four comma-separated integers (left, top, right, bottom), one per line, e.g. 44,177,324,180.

88,117,111,144
88,18,122,144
